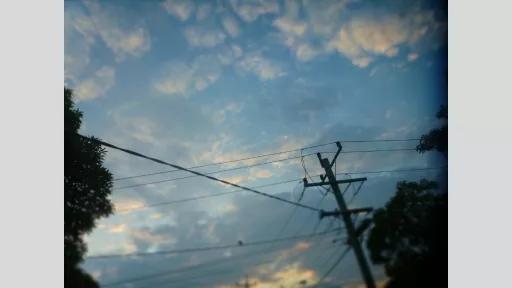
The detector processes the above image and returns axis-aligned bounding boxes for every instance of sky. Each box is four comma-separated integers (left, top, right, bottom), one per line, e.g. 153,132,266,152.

65,0,447,287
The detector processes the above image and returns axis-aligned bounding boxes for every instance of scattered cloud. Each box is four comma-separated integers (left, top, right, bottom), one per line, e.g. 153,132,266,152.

237,53,285,80
196,3,212,21
217,45,244,65
212,102,243,124
222,16,241,37
378,125,419,140
83,0,151,61
222,168,273,185
65,7,96,82
292,241,311,252
129,227,177,247
229,0,279,22
272,0,347,62
193,133,258,165
109,224,126,234
217,263,318,288
219,203,239,214
184,26,226,47
154,54,223,96
119,117,163,146
251,169,272,179
162,0,195,21
273,17,307,37
302,0,348,37
408,52,419,62
328,13,435,67
271,1,440,66
74,66,115,102
114,199,146,213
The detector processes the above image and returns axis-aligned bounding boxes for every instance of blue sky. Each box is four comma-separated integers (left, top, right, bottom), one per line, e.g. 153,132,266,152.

65,0,447,287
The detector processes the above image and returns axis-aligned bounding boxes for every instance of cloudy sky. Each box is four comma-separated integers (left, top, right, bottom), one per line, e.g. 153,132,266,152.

65,0,447,287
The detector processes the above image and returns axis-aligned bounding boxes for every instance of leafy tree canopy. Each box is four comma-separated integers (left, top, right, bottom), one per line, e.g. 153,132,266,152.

367,180,447,288
416,105,447,155
367,105,448,287
65,87,114,287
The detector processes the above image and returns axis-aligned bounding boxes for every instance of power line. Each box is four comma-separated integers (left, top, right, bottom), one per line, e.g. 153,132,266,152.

103,236,338,288
79,134,320,212
86,227,343,260
115,166,447,213
116,178,305,212
113,142,339,181
346,181,365,206
140,238,339,288
114,153,321,190
101,241,290,287
114,147,418,182
314,246,352,288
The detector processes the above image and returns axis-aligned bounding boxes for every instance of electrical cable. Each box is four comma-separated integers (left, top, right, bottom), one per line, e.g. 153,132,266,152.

78,134,321,212
86,227,343,260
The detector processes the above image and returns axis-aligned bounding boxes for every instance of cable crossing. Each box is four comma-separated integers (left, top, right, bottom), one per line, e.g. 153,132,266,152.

114,166,447,213
86,227,343,260
79,134,320,212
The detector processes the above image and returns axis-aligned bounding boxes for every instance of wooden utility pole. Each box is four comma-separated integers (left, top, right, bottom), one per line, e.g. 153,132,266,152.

303,142,376,288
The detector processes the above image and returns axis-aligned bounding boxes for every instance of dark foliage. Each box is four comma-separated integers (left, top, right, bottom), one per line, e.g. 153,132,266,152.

367,180,447,288
367,105,448,287
416,105,448,155
65,87,113,287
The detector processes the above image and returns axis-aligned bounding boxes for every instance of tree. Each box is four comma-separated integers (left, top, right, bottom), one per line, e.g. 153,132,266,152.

65,87,114,287
367,106,448,287
366,180,447,288
416,105,447,155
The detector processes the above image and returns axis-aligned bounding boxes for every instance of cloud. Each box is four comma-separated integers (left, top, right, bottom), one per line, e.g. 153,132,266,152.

196,3,212,21
272,1,441,65
302,0,348,37
217,45,244,65
109,224,126,234
114,199,146,213
251,169,272,179
129,227,177,247
328,13,435,67
212,102,243,124
220,168,273,185
237,54,285,80
83,0,151,61
115,116,163,146
271,0,347,62
229,0,279,22
74,66,115,101
216,263,319,288
153,54,223,96
408,52,419,62
218,203,239,214
184,26,226,47
64,7,96,81
162,0,195,21
273,17,307,37
222,16,241,37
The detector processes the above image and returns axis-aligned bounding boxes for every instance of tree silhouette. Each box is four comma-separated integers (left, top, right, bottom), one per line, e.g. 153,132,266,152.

367,106,448,287
416,105,447,155
367,180,447,288
65,87,114,287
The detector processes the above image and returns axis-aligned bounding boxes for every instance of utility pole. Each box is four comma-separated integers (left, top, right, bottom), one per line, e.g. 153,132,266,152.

303,142,376,288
